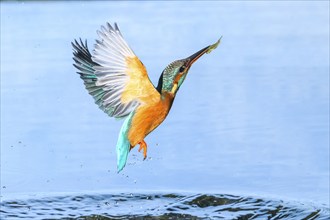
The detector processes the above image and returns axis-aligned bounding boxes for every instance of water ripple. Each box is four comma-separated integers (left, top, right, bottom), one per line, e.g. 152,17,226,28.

0,193,329,219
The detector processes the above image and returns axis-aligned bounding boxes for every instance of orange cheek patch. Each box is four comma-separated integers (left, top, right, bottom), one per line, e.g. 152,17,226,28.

170,74,183,94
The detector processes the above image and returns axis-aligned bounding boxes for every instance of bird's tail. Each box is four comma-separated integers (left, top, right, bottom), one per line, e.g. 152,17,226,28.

116,111,135,172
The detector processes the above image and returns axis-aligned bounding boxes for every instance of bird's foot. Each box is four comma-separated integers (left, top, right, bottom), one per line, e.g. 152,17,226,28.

138,140,147,160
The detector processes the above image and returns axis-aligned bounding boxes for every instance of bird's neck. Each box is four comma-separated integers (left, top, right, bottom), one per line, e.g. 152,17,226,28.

156,72,164,94
156,72,175,110
160,91,175,112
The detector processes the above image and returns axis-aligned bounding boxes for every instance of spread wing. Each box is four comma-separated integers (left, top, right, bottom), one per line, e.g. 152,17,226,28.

72,22,160,119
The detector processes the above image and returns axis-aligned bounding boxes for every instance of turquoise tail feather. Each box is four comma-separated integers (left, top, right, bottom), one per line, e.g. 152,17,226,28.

116,111,135,172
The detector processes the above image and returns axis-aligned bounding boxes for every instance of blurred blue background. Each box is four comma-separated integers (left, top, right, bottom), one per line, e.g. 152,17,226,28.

1,0,329,209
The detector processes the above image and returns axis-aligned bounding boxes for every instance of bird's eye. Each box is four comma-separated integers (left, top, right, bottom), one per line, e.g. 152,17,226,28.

179,66,186,72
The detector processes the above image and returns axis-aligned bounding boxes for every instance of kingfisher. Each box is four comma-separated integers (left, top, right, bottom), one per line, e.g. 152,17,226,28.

72,22,220,172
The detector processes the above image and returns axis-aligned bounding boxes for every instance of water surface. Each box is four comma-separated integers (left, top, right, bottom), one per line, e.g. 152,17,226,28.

1,193,329,219
1,1,329,219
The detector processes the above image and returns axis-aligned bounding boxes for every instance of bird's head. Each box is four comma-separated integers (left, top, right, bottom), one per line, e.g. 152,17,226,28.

157,37,221,96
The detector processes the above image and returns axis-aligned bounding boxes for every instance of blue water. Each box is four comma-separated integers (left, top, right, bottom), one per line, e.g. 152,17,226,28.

1,1,329,219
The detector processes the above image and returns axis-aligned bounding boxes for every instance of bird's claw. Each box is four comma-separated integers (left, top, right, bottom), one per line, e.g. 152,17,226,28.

138,141,147,160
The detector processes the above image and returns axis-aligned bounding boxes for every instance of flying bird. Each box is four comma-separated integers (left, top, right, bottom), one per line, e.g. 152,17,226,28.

72,22,220,172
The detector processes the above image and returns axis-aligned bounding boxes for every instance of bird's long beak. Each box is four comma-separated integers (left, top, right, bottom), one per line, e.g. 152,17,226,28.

186,37,222,68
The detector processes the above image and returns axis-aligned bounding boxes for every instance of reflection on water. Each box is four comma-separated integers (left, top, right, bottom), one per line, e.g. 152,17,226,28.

1,193,329,219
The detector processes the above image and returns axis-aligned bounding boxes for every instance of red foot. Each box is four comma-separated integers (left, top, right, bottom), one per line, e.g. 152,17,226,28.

138,140,147,160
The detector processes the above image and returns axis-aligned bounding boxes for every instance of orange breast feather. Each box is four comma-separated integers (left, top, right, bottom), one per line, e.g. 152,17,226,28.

128,93,174,146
